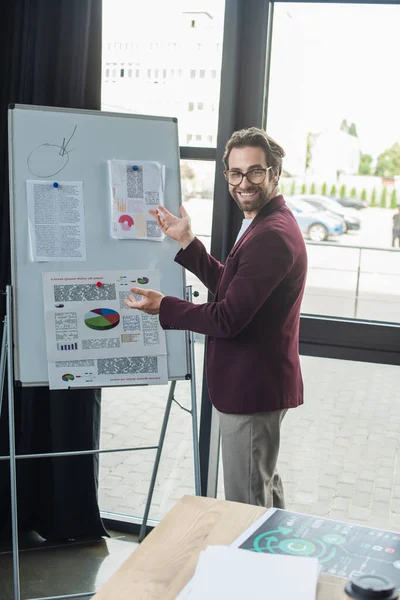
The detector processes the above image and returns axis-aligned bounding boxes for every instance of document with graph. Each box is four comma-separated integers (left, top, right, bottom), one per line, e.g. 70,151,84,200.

108,159,165,240
42,269,167,362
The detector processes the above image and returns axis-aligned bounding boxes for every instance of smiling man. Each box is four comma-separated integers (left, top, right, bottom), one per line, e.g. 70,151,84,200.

125,127,308,509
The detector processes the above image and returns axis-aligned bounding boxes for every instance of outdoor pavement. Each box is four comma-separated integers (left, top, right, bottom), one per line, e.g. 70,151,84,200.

100,339,400,532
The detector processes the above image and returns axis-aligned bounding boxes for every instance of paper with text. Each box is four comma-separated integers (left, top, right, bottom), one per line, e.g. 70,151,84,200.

47,355,168,389
42,270,167,361
26,180,86,261
108,159,165,240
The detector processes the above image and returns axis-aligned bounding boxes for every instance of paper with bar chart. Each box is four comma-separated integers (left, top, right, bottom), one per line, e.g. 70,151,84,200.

42,269,167,362
108,159,165,240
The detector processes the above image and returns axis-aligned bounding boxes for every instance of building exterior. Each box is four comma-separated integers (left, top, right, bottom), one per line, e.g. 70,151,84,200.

102,10,223,148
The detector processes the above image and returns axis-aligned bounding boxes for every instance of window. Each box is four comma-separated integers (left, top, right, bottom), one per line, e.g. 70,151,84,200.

268,2,400,324
120,69,124,77
211,70,217,79
215,355,399,529
99,160,216,523
105,69,109,78
199,70,205,79
186,134,193,144
128,69,132,77
170,69,175,77
207,135,213,144
188,102,194,112
190,69,196,79
196,134,202,142
197,102,204,111
147,68,151,78
154,69,159,78
112,69,116,77
136,69,140,78
162,69,167,79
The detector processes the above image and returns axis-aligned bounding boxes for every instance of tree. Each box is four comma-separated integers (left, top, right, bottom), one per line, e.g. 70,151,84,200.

361,189,367,202
301,183,307,194
310,182,316,194
321,182,327,196
348,122,358,137
390,189,398,209
359,153,373,175
180,162,196,180
375,143,400,177
370,188,377,207
290,180,296,195
330,184,337,197
340,119,349,133
350,187,357,198
339,184,347,198
380,187,387,209
305,133,313,171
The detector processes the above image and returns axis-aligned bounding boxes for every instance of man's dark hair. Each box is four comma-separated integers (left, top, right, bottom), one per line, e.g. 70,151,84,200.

223,127,285,175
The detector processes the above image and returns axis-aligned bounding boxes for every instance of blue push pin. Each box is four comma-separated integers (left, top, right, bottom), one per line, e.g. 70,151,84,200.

53,182,59,188
131,165,138,171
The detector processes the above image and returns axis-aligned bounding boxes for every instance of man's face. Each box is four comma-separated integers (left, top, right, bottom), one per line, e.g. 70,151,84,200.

227,146,277,217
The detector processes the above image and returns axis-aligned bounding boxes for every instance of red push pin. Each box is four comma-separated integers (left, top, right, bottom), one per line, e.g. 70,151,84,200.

96,281,103,288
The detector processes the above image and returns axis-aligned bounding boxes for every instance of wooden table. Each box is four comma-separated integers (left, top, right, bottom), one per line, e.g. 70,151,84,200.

93,495,345,600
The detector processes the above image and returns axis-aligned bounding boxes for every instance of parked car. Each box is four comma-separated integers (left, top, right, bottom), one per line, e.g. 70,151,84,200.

286,198,343,242
293,195,361,232
332,195,368,210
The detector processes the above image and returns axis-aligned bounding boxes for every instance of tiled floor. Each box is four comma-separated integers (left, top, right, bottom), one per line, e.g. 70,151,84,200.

0,531,137,600
99,341,400,532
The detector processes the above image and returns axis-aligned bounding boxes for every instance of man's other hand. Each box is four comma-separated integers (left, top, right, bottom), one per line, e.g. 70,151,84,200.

124,287,164,315
149,205,195,249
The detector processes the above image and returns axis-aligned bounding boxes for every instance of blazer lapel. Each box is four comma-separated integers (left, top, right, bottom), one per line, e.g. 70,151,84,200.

213,195,286,302
228,194,285,258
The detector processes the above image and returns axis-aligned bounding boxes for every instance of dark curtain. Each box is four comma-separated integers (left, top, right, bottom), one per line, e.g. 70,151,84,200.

0,0,107,540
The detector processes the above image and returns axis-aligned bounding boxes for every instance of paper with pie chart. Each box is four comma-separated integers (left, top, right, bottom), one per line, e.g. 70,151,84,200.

47,354,168,390
108,159,165,240
42,269,167,362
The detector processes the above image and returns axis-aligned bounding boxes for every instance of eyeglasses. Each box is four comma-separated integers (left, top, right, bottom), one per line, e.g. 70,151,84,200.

224,166,272,186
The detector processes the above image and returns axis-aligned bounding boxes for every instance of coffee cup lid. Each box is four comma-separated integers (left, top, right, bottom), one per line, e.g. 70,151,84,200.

345,575,398,600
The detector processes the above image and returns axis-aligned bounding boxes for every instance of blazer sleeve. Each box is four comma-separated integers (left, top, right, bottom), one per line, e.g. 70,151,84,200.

174,237,224,296
160,231,293,337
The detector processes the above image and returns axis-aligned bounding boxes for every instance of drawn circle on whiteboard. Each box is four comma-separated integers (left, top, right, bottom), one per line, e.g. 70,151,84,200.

27,144,70,178
62,374,75,382
118,214,134,231
137,277,149,285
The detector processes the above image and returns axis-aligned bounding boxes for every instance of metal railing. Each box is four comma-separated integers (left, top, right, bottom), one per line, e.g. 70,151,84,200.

304,241,400,320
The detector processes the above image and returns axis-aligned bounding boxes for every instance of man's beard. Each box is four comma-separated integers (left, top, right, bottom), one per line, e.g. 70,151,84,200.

232,186,271,213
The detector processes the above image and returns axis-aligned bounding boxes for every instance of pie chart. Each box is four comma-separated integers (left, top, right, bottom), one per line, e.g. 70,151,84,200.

84,308,120,331
62,374,74,382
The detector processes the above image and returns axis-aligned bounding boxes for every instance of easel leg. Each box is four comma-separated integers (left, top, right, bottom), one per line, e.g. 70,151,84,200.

6,286,21,600
188,329,201,496
139,380,176,542
0,315,7,420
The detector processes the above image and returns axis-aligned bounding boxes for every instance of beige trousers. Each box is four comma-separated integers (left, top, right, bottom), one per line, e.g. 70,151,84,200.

217,409,287,508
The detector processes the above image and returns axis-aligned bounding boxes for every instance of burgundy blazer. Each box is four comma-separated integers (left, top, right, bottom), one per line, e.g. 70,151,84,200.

159,195,308,414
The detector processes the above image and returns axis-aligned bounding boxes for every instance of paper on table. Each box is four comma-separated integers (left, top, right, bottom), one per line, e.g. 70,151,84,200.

176,545,320,600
